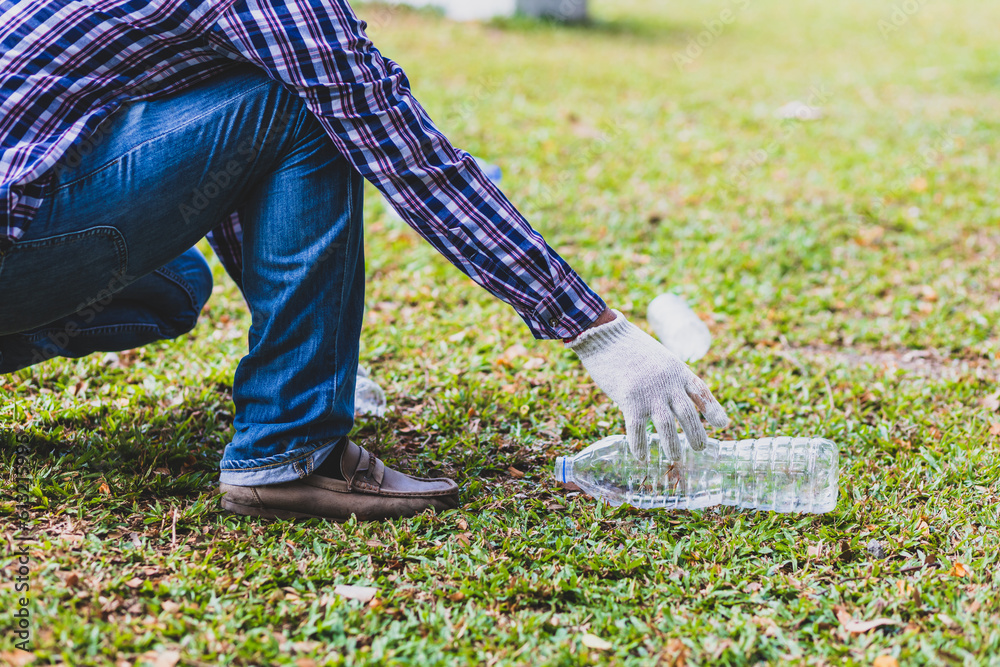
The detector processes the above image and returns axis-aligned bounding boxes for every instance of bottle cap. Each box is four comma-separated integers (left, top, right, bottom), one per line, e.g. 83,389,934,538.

553,456,568,483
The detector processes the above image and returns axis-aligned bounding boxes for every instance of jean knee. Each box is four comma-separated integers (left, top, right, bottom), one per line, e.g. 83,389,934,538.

160,246,213,337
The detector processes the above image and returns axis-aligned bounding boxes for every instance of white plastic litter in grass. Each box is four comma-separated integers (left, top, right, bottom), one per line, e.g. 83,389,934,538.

776,101,824,121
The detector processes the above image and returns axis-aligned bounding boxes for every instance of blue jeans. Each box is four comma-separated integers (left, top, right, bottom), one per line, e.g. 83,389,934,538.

0,65,365,485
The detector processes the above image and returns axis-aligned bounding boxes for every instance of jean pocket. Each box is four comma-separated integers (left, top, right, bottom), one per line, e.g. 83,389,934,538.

0,226,129,335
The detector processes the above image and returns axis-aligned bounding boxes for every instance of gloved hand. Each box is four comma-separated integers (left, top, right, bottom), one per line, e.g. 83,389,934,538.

566,309,729,461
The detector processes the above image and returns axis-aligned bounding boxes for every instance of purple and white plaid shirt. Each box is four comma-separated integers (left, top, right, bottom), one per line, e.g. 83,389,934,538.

0,0,605,338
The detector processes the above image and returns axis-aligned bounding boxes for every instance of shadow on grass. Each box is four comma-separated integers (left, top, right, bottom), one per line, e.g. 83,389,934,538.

5,405,226,502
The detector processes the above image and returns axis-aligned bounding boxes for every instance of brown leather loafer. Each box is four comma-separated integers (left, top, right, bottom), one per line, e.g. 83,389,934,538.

219,440,459,521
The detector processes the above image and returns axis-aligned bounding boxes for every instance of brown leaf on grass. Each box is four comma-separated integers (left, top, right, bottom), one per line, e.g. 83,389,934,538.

581,633,612,651
949,562,970,578
662,638,689,667
555,480,581,492
333,584,377,602
456,518,468,531
744,582,762,593
919,285,938,302
981,391,1000,412
99,480,111,495
855,225,885,247
507,466,525,478
989,422,1000,437
0,650,35,666
873,656,898,667
523,357,546,370
125,577,144,589
139,650,180,667
835,607,901,634
937,613,956,628
499,344,528,364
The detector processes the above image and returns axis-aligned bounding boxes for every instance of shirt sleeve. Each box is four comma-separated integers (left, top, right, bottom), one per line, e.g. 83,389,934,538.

206,0,606,339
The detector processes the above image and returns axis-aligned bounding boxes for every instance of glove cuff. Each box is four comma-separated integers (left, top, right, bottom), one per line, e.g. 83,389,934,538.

565,309,634,356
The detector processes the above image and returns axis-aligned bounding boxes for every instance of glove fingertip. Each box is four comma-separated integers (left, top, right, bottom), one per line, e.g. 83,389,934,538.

706,405,730,429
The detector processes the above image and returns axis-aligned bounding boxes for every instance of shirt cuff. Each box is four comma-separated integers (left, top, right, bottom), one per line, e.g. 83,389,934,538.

523,271,607,340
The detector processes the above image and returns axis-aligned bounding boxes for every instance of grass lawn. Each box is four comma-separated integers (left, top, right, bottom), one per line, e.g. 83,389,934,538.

3,0,1000,664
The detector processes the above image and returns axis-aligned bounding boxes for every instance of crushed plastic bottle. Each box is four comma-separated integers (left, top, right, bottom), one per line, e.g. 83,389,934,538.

383,156,501,221
646,293,712,363
354,365,387,418
554,433,839,514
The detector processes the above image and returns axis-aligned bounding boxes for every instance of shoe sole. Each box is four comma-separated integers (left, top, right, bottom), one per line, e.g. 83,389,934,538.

220,496,457,522
221,497,337,521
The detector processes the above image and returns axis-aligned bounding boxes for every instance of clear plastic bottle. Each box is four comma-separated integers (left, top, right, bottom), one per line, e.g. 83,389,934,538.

646,293,712,363
554,433,839,514
354,365,387,418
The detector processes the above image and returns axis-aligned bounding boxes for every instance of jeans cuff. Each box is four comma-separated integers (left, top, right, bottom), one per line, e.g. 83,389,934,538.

218,438,339,486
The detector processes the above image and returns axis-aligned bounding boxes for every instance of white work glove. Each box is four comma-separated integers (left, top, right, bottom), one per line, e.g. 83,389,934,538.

566,309,729,461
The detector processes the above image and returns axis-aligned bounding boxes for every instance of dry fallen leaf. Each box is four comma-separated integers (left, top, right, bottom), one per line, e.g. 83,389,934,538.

980,391,1000,412
333,584,378,602
873,656,898,667
522,357,546,370
989,422,1000,437
581,633,612,651
99,480,111,495
0,650,36,666
919,285,939,302
855,225,885,246
949,562,970,578
456,518,468,531
663,638,689,667
154,650,180,667
499,344,528,363
835,607,901,634
507,466,525,479
125,577,144,589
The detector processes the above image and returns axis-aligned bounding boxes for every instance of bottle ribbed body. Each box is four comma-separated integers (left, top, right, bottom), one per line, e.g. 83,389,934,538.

554,433,838,514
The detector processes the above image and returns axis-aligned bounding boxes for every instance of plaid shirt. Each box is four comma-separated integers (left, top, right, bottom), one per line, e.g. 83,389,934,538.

0,0,605,338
